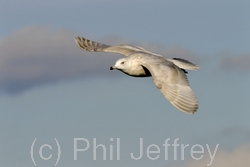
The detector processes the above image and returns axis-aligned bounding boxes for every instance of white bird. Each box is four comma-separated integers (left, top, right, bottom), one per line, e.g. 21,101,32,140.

75,36,199,114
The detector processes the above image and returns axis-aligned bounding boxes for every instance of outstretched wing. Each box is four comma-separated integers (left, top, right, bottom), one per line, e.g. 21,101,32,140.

141,57,198,114
75,36,154,57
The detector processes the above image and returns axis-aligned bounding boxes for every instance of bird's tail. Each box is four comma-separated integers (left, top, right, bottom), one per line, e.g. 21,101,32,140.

167,58,199,71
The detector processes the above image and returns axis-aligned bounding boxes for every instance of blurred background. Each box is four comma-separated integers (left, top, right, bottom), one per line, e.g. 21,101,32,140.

0,0,250,166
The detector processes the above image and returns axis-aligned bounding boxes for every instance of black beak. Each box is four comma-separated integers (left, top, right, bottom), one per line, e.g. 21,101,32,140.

110,66,113,70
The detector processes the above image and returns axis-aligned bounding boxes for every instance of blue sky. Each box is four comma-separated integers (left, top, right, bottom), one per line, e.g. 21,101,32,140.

1,0,250,167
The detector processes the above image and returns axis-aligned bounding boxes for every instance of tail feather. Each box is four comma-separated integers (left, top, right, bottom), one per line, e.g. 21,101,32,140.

167,58,199,71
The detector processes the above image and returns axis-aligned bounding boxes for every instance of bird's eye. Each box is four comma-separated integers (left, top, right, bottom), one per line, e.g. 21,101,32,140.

121,62,125,64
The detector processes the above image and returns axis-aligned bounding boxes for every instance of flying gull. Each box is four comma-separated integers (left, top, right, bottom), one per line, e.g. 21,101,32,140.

75,37,199,114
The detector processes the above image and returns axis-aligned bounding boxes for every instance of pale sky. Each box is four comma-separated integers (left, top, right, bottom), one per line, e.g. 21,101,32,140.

1,0,250,167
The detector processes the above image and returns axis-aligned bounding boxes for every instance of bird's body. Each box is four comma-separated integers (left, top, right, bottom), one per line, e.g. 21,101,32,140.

112,53,153,77
75,37,199,114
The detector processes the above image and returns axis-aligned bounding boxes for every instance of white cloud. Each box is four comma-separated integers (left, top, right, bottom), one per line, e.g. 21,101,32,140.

0,26,117,93
177,143,250,167
220,54,250,72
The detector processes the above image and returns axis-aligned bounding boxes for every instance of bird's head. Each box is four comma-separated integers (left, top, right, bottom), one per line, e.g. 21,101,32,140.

110,58,129,71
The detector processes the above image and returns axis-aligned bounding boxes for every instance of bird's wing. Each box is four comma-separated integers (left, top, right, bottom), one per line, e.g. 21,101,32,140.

141,57,198,114
75,36,155,57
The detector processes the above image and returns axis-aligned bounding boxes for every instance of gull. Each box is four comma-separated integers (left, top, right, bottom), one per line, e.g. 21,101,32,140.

75,36,199,114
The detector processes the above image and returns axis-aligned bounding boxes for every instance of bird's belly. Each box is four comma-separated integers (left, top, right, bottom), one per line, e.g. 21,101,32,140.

122,66,151,77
